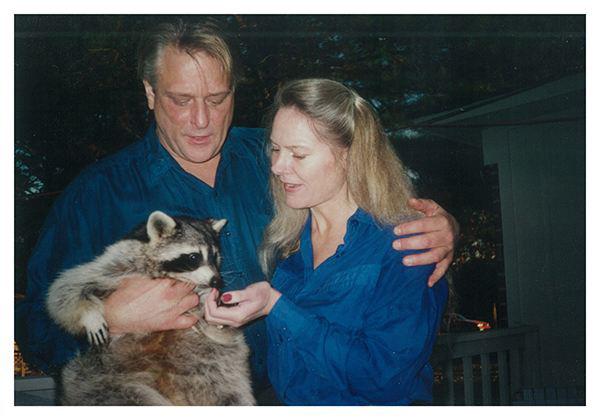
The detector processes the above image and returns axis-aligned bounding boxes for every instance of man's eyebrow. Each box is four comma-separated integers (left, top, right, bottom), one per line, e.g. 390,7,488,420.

165,91,193,98
206,90,231,98
164,90,231,99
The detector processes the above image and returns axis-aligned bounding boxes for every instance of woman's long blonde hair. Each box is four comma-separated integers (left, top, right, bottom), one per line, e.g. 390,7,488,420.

260,78,419,275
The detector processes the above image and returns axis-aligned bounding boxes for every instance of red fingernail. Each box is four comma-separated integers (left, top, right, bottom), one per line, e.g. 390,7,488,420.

222,294,232,303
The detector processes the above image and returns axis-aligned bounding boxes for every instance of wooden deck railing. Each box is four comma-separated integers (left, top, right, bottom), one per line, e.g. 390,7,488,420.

431,325,541,405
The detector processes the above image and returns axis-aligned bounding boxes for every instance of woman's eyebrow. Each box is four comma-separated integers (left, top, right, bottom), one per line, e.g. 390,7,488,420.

269,141,309,151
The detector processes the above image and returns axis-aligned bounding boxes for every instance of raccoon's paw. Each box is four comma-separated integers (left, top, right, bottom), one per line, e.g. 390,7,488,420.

81,311,109,347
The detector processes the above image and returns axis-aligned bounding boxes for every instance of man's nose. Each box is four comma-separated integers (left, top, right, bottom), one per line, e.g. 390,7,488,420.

191,101,209,128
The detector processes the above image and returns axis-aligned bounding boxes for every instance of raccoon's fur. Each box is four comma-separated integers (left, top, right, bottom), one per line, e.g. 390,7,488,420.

46,211,255,406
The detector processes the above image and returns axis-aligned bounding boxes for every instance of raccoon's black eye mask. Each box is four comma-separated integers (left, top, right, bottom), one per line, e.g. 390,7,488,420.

161,252,203,273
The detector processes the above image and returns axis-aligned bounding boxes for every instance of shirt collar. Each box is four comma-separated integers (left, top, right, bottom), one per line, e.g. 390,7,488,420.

142,122,239,183
349,207,378,225
143,122,178,181
299,207,380,270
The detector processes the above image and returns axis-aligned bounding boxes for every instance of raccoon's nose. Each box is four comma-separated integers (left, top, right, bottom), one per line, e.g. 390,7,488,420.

209,274,223,290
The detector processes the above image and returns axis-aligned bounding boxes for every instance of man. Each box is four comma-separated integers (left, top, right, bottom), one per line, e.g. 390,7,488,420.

15,20,458,398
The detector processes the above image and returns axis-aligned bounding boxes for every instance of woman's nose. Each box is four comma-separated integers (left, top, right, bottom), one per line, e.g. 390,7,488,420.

271,152,289,176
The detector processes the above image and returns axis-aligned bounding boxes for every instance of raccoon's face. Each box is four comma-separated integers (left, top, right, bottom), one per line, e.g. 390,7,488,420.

137,211,227,292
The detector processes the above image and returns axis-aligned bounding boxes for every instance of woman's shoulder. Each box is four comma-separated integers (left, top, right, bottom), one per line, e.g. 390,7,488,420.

351,209,408,253
352,210,436,274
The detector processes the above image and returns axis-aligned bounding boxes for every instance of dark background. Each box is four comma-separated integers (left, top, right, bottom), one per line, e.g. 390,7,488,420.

14,15,586,330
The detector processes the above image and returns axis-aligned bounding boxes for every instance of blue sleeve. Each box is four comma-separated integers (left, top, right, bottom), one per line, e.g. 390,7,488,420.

14,173,115,374
267,250,448,403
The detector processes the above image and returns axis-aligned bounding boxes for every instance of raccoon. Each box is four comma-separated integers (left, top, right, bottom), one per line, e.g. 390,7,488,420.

46,211,255,406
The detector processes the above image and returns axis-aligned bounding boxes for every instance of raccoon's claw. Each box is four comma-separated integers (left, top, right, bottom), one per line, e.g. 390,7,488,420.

87,323,109,347
81,310,109,347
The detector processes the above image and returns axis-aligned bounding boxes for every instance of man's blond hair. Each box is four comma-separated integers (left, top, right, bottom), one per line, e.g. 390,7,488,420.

137,19,239,90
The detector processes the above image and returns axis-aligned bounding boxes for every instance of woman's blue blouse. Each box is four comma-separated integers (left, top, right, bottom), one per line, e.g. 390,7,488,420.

266,208,448,405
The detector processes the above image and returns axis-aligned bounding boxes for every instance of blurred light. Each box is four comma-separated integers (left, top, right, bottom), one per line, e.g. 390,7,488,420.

396,128,423,139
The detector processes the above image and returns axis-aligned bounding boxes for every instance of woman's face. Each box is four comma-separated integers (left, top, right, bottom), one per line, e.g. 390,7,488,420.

270,107,349,212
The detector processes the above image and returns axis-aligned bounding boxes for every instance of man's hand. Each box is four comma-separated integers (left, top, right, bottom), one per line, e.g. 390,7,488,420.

204,282,281,328
104,276,199,335
393,198,459,287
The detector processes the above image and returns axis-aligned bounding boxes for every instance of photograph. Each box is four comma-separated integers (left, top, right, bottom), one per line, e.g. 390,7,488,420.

12,12,587,409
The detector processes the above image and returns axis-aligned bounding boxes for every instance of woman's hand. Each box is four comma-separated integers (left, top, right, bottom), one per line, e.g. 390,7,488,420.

203,281,281,328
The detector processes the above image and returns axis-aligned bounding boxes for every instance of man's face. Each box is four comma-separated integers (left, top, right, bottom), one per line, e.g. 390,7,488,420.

144,47,234,168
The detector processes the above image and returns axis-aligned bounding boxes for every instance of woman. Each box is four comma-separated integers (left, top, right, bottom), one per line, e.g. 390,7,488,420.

205,78,448,405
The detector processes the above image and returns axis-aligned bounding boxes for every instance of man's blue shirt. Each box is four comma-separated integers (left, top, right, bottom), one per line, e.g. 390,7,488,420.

15,125,273,388
266,209,448,405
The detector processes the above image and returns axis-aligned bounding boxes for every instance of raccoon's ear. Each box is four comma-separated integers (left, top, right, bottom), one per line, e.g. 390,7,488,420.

147,211,177,242
211,219,227,233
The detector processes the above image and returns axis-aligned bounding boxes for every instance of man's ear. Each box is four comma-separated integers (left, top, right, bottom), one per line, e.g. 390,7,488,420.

143,80,156,110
